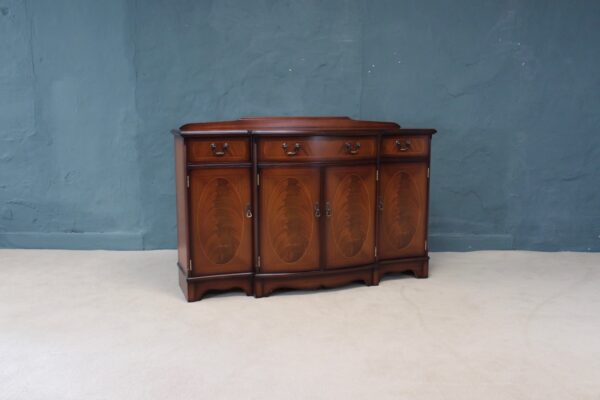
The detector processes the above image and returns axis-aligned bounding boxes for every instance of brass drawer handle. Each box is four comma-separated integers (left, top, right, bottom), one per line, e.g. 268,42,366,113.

245,203,253,218
314,202,321,218
325,201,332,217
395,139,411,152
210,142,229,156
282,142,301,156
344,142,361,155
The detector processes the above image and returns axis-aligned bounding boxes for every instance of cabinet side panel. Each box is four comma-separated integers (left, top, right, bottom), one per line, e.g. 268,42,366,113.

175,135,189,274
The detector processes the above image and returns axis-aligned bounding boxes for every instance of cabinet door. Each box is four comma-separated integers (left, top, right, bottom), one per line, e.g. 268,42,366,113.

259,167,320,273
324,165,376,269
378,162,428,259
189,168,253,275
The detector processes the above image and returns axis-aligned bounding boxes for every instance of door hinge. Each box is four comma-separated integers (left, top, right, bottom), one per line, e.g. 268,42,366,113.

186,175,190,188
256,173,260,186
188,259,192,270
376,169,379,181
425,240,428,251
256,256,261,269
427,168,430,179
374,247,378,258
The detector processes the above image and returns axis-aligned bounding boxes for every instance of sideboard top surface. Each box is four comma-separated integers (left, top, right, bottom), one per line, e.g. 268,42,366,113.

175,116,436,136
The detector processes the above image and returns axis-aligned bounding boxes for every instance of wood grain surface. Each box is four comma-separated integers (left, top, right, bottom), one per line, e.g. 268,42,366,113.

187,138,250,163
381,136,429,158
378,162,428,259
189,168,252,275
258,136,376,162
324,165,376,269
259,167,321,273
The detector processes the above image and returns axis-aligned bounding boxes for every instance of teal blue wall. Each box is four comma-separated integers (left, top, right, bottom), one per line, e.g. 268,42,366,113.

1,0,599,251
0,0,141,249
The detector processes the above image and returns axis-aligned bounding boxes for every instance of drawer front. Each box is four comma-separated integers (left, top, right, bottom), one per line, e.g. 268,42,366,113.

382,136,429,158
187,138,250,163
258,136,376,162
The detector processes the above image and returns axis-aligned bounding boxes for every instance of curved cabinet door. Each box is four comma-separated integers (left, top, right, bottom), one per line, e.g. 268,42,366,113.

189,168,253,275
324,165,376,269
259,167,320,273
378,162,428,259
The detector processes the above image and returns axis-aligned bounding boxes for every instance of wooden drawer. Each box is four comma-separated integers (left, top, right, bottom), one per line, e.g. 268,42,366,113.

258,136,376,162
382,136,429,158
187,138,250,163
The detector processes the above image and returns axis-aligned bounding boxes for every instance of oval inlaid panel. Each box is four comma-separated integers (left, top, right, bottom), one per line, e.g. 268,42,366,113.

332,174,370,257
268,178,314,263
198,177,243,264
384,171,419,250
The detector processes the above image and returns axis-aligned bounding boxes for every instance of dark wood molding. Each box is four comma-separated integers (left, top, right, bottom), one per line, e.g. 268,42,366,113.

186,272,253,281
173,120,436,138
257,159,377,168
375,132,382,264
255,265,373,298
380,156,430,163
256,263,374,278
187,162,253,169
378,255,430,264
179,116,400,133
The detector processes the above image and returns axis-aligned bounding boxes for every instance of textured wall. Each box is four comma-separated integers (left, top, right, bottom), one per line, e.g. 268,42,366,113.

361,0,600,250
0,0,142,248
0,0,598,250
133,0,363,248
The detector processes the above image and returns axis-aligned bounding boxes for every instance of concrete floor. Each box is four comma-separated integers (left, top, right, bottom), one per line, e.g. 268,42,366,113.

0,250,599,400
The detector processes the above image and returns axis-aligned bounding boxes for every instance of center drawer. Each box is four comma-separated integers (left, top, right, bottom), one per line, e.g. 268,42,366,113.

258,136,376,162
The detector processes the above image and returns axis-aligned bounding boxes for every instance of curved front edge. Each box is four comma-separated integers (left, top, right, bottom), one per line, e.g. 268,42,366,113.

254,265,374,298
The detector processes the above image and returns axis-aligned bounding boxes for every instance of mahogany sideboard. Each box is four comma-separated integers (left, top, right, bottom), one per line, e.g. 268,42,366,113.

172,117,436,301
